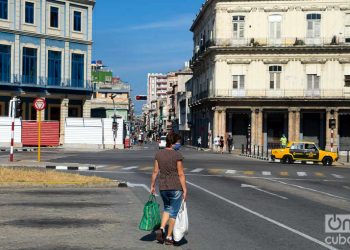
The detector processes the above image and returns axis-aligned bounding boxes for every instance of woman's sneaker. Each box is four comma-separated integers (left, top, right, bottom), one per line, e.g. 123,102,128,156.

155,229,164,244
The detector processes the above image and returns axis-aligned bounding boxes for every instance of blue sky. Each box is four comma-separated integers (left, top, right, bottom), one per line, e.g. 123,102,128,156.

92,0,204,113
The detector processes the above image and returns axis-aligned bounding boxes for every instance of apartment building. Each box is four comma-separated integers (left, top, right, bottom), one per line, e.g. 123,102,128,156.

0,0,95,143
190,0,350,151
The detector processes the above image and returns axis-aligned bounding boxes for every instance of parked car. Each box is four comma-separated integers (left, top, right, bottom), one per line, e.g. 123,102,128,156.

159,136,167,149
271,141,338,166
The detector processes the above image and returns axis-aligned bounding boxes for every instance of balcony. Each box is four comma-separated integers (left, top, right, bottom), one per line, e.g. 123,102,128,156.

0,74,92,90
190,36,350,66
209,89,350,99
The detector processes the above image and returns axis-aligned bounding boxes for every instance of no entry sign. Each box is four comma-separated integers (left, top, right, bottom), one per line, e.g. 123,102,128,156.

33,98,46,111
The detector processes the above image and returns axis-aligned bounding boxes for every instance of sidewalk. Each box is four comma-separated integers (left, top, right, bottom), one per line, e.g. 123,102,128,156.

0,187,169,250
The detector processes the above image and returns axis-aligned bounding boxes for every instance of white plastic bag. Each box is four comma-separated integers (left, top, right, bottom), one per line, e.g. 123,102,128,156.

173,201,189,242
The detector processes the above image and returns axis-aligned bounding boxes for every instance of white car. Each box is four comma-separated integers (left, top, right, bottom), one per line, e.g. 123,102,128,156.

159,136,167,149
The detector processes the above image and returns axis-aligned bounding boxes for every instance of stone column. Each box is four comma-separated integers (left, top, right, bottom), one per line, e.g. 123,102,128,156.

326,109,338,151
288,108,300,142
228,112,233,135
257,109,263,146
83,99,91,118
60,99,69,145
251,108,263,146
221,109,227,151
295,110,300,141
250,109,257,146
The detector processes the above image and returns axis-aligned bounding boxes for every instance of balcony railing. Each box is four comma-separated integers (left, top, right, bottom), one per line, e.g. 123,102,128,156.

190,37,350,65
189,89,350,103
0,74,92,90
213,37,350,47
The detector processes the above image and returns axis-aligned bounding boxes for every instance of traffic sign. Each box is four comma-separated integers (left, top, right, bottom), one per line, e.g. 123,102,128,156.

33,98,46,111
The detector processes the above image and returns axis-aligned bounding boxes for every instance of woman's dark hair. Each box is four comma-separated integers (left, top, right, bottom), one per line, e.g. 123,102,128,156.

166,133,182,148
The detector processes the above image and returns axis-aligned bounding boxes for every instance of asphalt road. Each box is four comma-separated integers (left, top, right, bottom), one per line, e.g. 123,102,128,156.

1,145,350,250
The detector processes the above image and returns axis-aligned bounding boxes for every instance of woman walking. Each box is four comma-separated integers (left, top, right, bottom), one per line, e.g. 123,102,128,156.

219,136,224,154
150,133,187,245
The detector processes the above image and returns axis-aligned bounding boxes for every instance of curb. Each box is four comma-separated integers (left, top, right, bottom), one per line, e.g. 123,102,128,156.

0,148,37,152
46,165,96,171
240,154,269,161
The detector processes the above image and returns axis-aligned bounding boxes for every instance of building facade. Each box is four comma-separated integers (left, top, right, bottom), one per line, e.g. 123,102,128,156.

0,0,95,143
91,61,131,121
190,0,350,151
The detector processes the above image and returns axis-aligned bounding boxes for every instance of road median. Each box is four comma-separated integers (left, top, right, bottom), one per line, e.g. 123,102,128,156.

0,167,118,188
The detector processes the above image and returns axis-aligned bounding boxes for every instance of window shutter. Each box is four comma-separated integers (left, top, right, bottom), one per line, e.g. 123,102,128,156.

307,75,313,90
307,21,313,37
232,75,238,89
239,22,244,38
276,22,281,38
314,21,321,37
314,76,320,89
240,75,245,89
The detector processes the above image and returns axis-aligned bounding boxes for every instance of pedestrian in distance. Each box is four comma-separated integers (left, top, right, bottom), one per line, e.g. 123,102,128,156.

214,135,220,153
280,134,287,148
151,133,188,245
227,135,233,154
197,136,202,150
219,136,224,154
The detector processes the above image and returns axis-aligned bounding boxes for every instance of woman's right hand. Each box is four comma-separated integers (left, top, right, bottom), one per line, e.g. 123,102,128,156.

150,185,156,195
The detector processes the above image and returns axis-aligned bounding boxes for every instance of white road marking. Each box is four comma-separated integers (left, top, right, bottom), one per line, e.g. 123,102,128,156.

226,170,237,174
241,184,288,200
96,165,106,169
262,171,271,176
306,161,314,165
187,181,338,250
270,180,348,200
343,186,350,190
297,172,307,177
126,182,158,196
56,166,68,170
191,168,204,173
122,166,138,170
78,166,90,171
331,174,344,179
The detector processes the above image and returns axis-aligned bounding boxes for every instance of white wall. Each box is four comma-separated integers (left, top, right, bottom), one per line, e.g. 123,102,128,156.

0,117,22,145
65,118,124,148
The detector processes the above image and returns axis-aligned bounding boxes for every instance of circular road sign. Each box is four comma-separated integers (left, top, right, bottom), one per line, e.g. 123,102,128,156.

33,98,46,111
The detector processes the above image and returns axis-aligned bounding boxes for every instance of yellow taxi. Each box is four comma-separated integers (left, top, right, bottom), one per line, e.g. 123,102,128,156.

271,141,338,166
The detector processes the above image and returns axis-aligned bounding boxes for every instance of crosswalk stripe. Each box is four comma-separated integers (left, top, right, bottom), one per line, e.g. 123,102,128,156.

297,172,307,177
226,170,237,174
332,174,344,179
139,167,153,171
262,171,271,176
208,169,225,174
243,171,255,175
122,166,138,170
315,172,325,177
280,172,289,176
191,168,204,173
306,161,314,165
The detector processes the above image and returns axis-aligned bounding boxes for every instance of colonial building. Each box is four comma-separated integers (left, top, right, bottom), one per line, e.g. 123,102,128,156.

190,0,350,151
0,0,95,143
91,61,131,121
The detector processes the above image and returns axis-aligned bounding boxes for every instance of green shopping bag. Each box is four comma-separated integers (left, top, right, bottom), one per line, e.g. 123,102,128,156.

139,194,161,231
